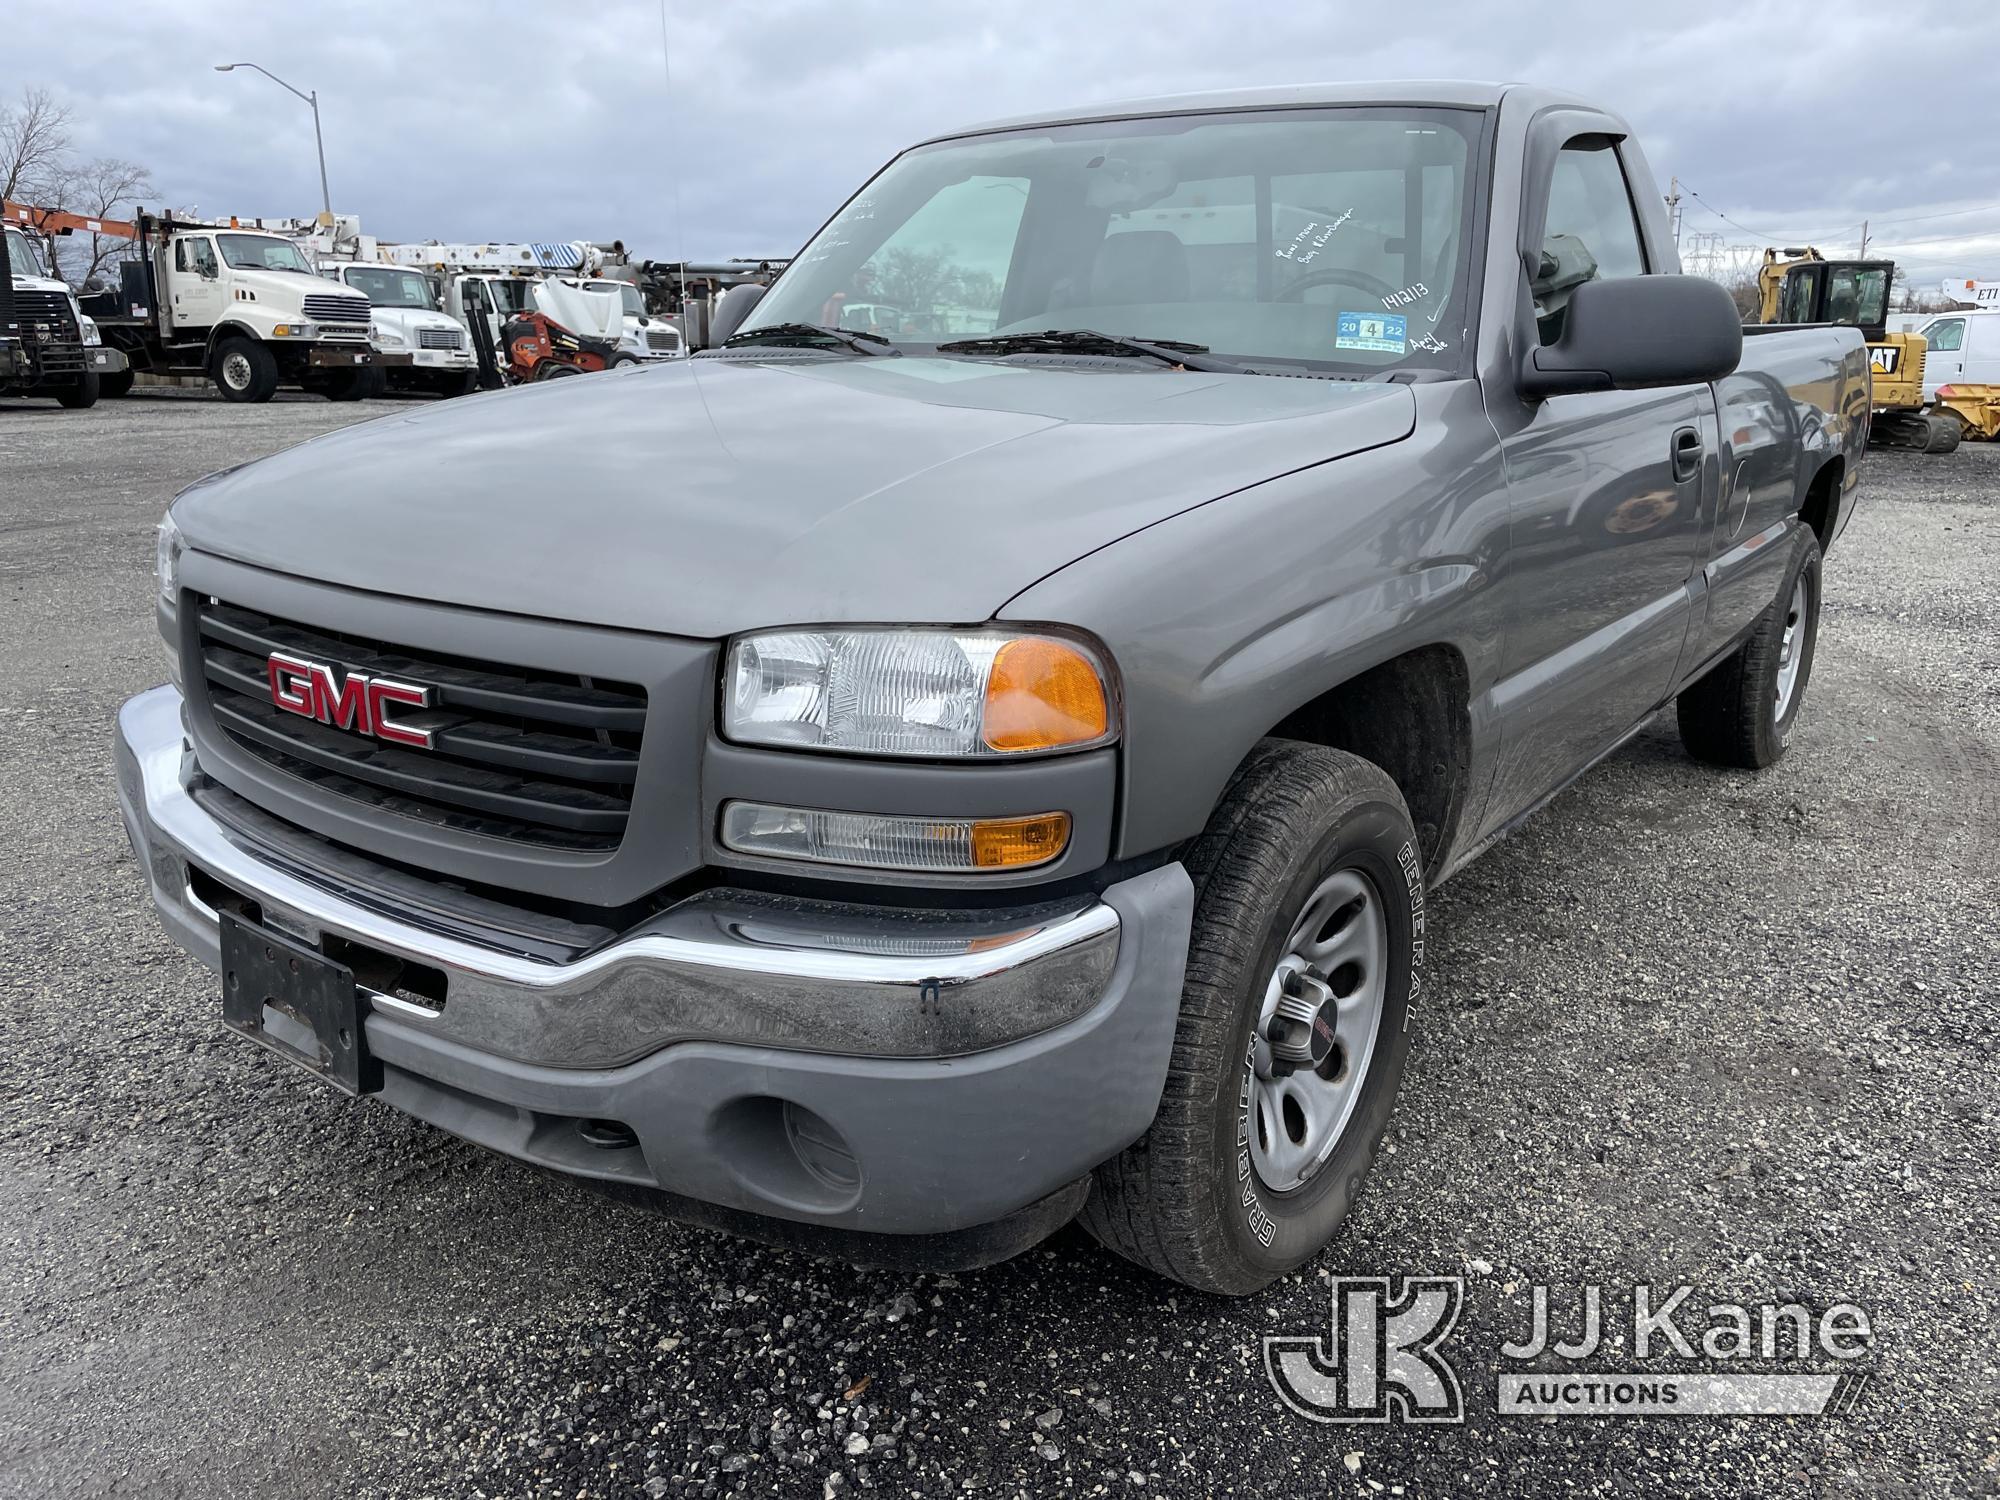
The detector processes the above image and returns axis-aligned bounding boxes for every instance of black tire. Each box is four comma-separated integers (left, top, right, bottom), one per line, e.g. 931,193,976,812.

1676,527,1822,769
538,361,582,379
212,337,278,403
1924,413,1962,455
99,368,135,399
55,371,100,409
1079,741,1423,1295
608,352,640,369
318,366,383,402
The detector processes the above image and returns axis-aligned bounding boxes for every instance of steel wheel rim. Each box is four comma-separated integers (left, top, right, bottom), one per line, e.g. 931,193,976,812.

221,352,252,391
1248,866,1388,1194
1774,576,1809,721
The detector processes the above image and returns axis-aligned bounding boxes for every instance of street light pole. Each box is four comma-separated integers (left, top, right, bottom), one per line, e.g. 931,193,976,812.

213,63,332,227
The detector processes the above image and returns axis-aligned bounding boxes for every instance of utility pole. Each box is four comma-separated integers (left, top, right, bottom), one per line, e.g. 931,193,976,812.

1858,220,1870,258
1665,177,1684,249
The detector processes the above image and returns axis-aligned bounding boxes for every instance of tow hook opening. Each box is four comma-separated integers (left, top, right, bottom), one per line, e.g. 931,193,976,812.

578,1118,639,1151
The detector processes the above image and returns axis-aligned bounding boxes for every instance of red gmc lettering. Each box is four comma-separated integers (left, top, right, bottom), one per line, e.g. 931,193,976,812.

266,652,434,750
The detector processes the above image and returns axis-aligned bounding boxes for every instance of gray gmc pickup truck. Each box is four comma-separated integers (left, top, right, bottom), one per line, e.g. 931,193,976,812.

116,82,1867,1294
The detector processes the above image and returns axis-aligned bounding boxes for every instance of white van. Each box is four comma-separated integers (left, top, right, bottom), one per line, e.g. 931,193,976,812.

1917,309,2000,399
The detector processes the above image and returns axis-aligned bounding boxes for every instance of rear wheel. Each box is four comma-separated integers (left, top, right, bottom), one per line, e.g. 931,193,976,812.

1676,528,1822,768
1079,740,1421,1295
55,371,100,409
212,337,278,403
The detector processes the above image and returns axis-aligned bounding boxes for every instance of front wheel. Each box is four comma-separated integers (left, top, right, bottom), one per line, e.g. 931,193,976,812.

212,337,278,403
55,371,100,409
99,368,135,399
1676,528,1822,768
1079,741,1422,1295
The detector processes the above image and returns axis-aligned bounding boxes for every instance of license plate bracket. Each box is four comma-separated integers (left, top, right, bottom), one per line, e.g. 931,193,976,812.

219,911,381,1096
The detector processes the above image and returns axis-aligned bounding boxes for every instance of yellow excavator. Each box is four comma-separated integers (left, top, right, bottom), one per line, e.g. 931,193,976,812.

1754,248,1959,453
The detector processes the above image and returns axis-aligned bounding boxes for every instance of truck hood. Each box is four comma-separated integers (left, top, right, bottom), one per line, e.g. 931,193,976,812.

368,306,466,338
172,356,1416,638
9,273,71,295
238,267,365,309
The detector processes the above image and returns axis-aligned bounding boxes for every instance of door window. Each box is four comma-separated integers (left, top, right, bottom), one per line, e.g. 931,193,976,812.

175,237,218,277
1926,318,1966,352
1534,139,1647,344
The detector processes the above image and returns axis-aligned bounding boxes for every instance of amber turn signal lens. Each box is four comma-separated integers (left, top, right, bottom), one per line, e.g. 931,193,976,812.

969,812,1072,869
981,639,1110,753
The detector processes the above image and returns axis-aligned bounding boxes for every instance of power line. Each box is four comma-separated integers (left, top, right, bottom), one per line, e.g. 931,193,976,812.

1678,182,2000,251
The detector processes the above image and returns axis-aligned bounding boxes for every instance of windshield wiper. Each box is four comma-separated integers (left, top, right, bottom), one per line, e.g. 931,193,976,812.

721,322,899,356
935,328,1244,373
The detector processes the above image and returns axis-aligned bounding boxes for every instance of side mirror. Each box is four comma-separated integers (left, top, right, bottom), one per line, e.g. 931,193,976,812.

708,283,766,346
1520,274,1741,399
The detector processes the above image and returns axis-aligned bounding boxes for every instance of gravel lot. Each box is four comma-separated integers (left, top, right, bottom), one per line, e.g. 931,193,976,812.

1,393,1995,1499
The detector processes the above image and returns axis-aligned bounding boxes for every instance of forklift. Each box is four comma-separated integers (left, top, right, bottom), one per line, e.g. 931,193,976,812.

1754,248,1957,453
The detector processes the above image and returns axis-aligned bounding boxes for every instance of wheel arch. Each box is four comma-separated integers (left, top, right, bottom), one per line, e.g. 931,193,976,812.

202,320,266,363
1798,455,1844,553
1233,642,1475,879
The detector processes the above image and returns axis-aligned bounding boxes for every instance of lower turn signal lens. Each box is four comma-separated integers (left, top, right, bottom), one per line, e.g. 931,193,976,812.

720,802,1071,873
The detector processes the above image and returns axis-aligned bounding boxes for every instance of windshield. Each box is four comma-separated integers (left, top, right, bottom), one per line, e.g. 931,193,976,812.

745,106,1484,371
5,226,51,279
486,278,537,314
217,234,315,275
343,266,438,309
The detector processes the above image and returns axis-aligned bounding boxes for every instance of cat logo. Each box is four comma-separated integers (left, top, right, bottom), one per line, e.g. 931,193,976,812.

1868,345,1901,375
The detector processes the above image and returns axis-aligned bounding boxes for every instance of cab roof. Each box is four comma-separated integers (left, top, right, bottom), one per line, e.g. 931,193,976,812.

921,80,1587,145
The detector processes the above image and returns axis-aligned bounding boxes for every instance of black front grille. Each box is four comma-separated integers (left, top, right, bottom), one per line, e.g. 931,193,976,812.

194,600,646,852
10,289,84,376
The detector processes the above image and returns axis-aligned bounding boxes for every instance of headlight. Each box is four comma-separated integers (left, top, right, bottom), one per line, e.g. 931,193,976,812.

373,328,406,348
271,323,317,338
724,628,1115,758
79,314,102,347
156,511,184,606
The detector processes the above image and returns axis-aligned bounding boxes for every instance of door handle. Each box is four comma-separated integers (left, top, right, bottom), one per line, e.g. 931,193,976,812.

1671,426,1703,483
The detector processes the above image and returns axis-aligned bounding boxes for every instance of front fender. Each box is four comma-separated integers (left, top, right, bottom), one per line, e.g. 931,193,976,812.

999,382,1510,861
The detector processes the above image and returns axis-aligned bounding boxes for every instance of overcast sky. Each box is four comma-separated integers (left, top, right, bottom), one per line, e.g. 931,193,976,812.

15,1,2000,289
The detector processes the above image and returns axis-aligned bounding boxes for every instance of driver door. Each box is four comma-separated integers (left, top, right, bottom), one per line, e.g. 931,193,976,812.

1480,132,1715,837
172,236,224,331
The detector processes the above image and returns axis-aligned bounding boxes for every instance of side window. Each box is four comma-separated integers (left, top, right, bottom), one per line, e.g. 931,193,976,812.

1926,319,1965,353
1533,138,1647,345
834,176,1029,339
175,237,217,277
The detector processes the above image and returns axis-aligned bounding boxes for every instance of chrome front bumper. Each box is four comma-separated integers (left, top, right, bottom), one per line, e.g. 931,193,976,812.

114,685,1193,1236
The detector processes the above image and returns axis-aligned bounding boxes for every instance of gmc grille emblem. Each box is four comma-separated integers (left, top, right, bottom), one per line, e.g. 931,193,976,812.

266,652,436,750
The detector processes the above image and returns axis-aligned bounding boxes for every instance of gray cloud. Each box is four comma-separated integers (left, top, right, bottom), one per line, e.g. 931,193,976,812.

16,0,2000,285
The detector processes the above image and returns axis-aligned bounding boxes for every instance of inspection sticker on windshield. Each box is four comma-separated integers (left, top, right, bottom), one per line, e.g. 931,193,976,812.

1337,312,1407,353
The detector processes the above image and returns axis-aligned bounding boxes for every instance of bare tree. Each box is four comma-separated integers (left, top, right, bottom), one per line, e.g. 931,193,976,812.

45,156,154,286
1,86,74,201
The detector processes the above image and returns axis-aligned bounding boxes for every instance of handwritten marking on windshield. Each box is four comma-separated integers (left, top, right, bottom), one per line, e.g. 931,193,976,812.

1410,333,1450,354
1276,209,1354,265
1381,282,1431,312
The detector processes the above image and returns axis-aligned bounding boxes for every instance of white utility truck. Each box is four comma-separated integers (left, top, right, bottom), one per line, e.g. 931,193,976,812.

86,214,380,402
324,262,478,397
566,276,684,360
